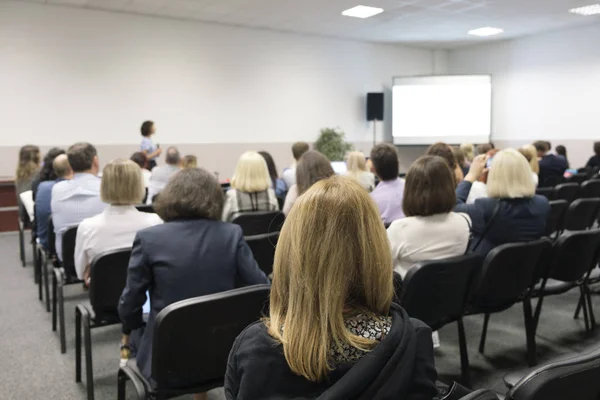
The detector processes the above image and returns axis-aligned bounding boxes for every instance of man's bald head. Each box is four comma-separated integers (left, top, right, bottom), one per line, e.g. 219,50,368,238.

53,154,73,179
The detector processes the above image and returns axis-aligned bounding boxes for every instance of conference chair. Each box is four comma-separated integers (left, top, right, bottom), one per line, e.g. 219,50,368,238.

75,248,131,400
458,390,499,400
544,200,568,239
40,216,59,312
553,183,579,203
532,229,600,334
135,204,155,213
18,202,35,268
466,239,552,367
565,173,588,185
503,345,600,400
52,226,84,354
117,284,271,400
580,179,600,199
535,187,554,201
232,212,285,276
563,198,600,231
400,254,483,386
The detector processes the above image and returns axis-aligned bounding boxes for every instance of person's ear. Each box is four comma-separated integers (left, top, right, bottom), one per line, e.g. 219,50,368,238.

93,156,100,169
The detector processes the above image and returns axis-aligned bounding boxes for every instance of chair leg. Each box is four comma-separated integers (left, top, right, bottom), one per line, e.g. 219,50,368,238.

58,278,66,354
36,249,42,300
575,295,583,319
117,369,127,400
523,298,537,367
457,318,471,388
76,307,82,383
586,285,596,330
44,257,51,312
31,240,37,273
83,311,94,400
478,313,490,354
52,272,57,331
580,285,591,333
19,225,25,267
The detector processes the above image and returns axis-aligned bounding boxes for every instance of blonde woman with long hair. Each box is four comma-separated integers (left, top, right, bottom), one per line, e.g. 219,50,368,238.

521,144,540,185
225,176,438,399
460,143,475,163
222,151,279,221
344,151,375,192
15,145,41,197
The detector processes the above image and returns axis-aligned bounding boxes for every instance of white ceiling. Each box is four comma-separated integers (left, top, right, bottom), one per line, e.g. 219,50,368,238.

12,0,600,48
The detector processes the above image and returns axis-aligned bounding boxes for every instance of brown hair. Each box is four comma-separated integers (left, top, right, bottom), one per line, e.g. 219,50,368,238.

15,145,41,183
292,142,310,161
181,155,198,169
403,156,456,217
266,176,394,382
154,168,224,222
370,143,399,181
67,142,97,173
594,142,600,156
426,142,456,170
477,143,494,155
453,147,466,167
296,151,335,195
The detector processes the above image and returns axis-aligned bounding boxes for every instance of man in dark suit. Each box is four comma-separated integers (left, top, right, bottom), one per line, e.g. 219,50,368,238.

535,141,568,187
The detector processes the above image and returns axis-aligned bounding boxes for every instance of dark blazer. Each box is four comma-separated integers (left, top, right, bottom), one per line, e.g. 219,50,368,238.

586,155,600,170
118,218,270,383
455,181,550,257
538,154,568,187
225,304,438,400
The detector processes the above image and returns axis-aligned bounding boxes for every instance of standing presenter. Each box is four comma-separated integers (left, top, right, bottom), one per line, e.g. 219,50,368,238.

140,120,162,170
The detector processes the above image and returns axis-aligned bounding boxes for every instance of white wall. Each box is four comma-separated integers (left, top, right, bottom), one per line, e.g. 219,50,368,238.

448,23,600,144
0,0,438,149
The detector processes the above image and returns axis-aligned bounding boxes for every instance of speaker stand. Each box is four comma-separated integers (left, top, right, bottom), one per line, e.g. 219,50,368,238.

372,120,379,146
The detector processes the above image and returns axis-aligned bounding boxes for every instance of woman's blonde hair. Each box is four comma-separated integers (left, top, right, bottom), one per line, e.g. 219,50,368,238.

460,143,475,162
101,159,145,205
15,145,41,183
487,149,536,199
181,155,197,169
345,151,367,180
521,144,540,174
266,176,394,382
230,151,272,193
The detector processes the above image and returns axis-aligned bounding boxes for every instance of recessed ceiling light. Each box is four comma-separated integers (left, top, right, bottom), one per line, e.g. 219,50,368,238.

342,5,384,19
468,27,504,37
569,3,600,16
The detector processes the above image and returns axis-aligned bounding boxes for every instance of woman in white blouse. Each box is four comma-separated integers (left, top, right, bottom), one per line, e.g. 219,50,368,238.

74,159,162,283
387,155,471,279
343,151,375,192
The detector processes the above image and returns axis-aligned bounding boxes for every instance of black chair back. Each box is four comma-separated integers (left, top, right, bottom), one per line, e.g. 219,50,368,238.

553,183,579,203
470,239,552,311
460,390,500,400
580,179,600,199
544,200,568,238
152,285,270,392
61,226,79,280
135,204,155,213
48,215,57,258
549,229,600,283
507,346,600,400
89,248,132,321
566,173,588,185
231,211,285,237
535,187,554,201
564,198,600,231
401,254,483,331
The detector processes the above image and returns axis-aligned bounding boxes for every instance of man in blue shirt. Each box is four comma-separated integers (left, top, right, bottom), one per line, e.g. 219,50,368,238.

51,143,106,260
35,154,73,250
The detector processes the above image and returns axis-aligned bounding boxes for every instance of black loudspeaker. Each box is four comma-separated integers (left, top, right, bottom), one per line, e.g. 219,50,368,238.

366,92,384,121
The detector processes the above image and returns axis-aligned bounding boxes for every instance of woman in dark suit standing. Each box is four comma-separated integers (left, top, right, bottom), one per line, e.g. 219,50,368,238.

118,167,270,395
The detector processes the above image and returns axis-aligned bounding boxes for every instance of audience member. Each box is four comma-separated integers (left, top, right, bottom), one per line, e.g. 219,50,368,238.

222,151,279,222
258,151,287,198
31,147,64,200
15,144,41,197
282,141,309,188
585,142,600,170
453,147,470,177
146,146,181,203
344,151,375,192
460,143,475,163
283,150,334,215
426,142,463,184
518,147,540,186
181,154,197,169
225,176,437,399
535,140,568,187
119,168,269,387
465,148,499,204
456,150,550,257
74,160,162,282
477,143,494,155
129,152,152,187
51,143,106,260
35,154,72,250
555,145,569,168
369,143,405,224
140,120,162,170
388,156,471,279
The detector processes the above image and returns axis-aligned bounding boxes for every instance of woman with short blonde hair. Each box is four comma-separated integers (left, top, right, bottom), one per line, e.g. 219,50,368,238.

222,151,278,221
181,154,198,169
460,143,475,162
487,149,536,198
74,159,162,283
344,151,375,192
225,176,437,398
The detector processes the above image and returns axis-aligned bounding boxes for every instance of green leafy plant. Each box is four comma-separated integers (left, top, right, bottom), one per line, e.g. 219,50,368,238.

314,127,353,161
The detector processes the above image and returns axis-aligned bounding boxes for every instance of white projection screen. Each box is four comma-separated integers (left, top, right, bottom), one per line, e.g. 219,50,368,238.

392,75,491,145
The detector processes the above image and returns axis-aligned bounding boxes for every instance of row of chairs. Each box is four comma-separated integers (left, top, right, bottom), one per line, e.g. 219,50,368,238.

536,179,600,202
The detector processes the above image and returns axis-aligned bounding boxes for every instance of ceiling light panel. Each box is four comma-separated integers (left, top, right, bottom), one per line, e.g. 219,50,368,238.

468,26,504,36
342,5,384,19
569,4,600,16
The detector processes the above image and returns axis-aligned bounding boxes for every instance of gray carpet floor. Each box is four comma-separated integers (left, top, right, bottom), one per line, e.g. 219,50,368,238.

1,231,599,399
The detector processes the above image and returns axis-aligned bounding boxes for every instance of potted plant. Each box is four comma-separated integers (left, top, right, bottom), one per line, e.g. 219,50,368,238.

314,127,353,161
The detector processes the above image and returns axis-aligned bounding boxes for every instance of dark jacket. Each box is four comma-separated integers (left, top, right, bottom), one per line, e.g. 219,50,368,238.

455,181,550,257
224,304,438,400
586,155,600,170
118,218,270,383
538,154,568,187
